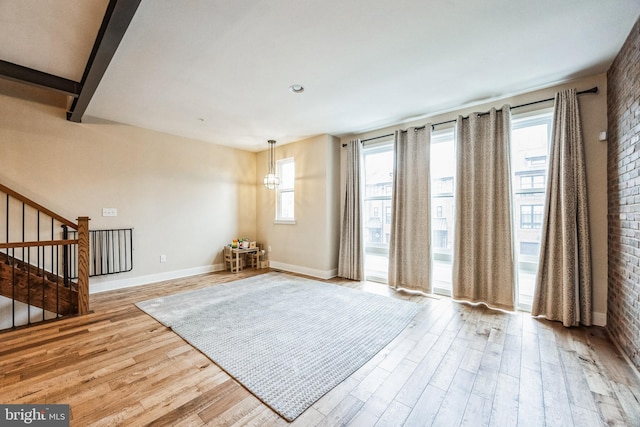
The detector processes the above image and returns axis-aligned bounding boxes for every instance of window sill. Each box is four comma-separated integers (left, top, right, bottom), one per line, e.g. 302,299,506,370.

274,219,296,225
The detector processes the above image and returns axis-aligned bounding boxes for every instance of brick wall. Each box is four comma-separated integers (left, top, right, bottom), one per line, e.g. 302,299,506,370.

607,16,640,371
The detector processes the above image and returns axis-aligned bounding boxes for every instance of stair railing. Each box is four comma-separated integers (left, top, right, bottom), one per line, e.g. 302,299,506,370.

0,183,90,329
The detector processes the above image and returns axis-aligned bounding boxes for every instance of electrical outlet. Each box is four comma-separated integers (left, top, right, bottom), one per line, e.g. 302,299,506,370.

160,254,167,263
102,208,117,217
268,245,272,252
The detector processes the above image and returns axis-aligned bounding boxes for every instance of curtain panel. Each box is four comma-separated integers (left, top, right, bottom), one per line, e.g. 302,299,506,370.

453,106,515,311
532,89,592,327
338,139,364,280
388,127,431,293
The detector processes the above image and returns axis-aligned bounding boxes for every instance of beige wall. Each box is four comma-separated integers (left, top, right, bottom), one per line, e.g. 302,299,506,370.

340,73,609,325
1,72,608,322
0,81,342,289
256,134,341,278
0,82,257,292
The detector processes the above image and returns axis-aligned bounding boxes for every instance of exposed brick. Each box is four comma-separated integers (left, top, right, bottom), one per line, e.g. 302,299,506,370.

607,15,640,371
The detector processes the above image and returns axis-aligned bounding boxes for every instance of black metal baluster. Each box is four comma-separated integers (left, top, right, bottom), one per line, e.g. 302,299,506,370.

105,230,111,274
112,230,117,273
50,218,54,283
62,225,69,288
5,193,8,247
55,245,60,318
11,248,15,329
101,230,105,275
128,228,133,272
27,245,31,325
41,244,45,322
92,229,97,276
38,213,45,322
119,229,124,273
100,230,105,275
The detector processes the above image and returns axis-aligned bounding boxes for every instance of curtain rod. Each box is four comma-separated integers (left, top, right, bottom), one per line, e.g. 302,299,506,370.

343,86,598,146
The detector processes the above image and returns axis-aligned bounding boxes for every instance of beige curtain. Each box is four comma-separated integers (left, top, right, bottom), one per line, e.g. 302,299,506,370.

388,127,431,292
453,107,515,311
338,139,364,280
532,89,592,326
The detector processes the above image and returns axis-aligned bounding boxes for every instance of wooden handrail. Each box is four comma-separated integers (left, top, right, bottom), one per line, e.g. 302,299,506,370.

0,183,77,230
0,239,79,249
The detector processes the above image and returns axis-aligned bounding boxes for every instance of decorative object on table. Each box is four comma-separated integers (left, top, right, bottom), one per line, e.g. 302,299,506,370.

263,139,280,189
136,272,421,421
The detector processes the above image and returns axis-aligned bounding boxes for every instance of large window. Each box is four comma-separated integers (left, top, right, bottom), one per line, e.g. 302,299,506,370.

363,142,394,282
355,109,551,310
430,128,456,294
511,109,553,309
276,158,295,222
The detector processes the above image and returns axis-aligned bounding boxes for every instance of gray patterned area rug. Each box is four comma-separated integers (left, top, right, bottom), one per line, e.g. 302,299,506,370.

135,272,421,421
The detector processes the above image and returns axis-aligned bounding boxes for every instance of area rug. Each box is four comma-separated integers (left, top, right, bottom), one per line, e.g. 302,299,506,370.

135,272,421,421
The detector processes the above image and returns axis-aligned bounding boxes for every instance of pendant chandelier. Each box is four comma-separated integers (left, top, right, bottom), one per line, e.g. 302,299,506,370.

263,139,280,189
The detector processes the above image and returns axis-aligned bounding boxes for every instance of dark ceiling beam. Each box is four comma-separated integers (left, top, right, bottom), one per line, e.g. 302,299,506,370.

0,60,81,96
67,0,141,122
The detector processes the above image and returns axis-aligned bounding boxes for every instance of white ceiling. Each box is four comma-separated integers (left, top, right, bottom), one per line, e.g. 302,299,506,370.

1,0,639,151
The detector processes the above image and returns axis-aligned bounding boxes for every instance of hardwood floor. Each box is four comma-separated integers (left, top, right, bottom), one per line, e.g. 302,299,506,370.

1,269,639,426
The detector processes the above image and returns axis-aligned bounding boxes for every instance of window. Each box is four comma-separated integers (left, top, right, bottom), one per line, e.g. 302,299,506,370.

527,155,547,166
275,158,295,222
363,141,394,282
430,127,456,294
520,204,544,229
511,109,553,309
519,174,545,190
355,109,551,310
520,242,540,256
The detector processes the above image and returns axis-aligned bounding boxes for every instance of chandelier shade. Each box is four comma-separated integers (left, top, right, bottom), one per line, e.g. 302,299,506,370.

263,140,280,189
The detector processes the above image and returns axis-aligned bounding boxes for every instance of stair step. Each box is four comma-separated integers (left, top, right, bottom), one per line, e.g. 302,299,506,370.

0,253,77,315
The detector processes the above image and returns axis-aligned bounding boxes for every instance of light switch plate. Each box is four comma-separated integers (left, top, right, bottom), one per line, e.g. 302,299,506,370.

102,208,117,217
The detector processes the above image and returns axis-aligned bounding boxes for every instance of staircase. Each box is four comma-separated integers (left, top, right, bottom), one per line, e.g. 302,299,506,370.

0,251,77,315
0,183,89,331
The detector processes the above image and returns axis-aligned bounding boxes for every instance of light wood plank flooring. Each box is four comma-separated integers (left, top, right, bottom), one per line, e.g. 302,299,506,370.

1,269,639,426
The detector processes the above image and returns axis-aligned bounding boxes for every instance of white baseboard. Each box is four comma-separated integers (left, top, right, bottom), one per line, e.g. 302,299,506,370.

89,260,337,294
89,263,226,294
592,311,606,327
268,261,337,280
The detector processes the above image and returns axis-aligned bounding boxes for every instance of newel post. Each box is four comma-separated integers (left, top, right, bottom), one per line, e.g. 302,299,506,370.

77,216,91,315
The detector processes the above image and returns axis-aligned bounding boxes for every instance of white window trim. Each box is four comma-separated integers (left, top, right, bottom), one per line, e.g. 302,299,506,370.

274,219,297,225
